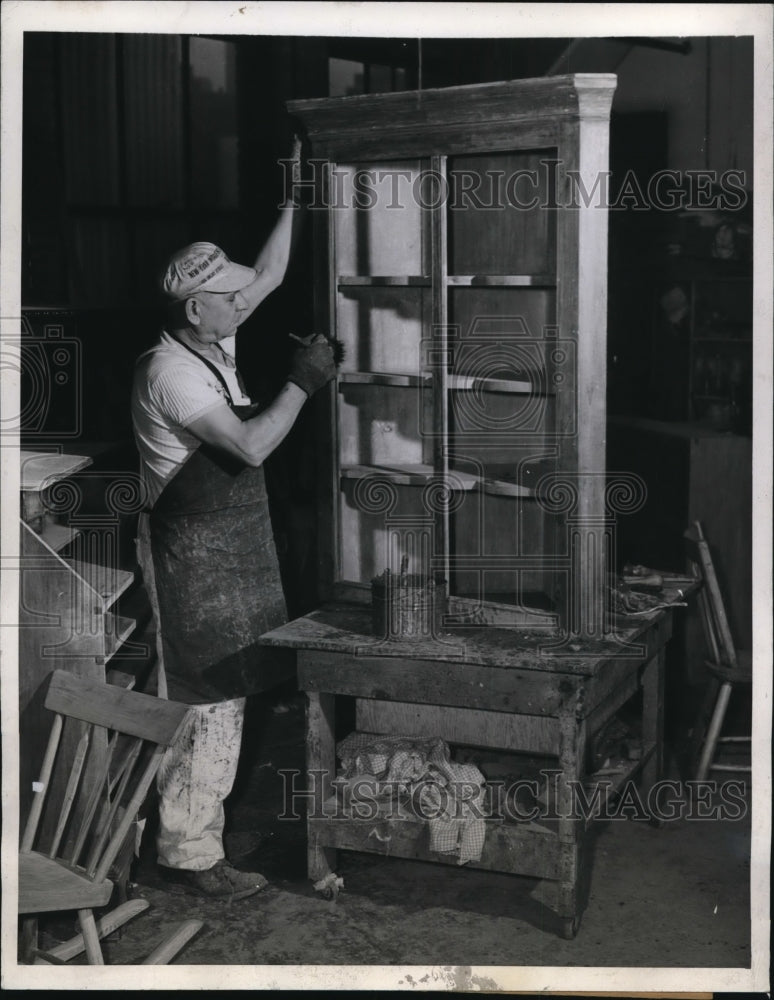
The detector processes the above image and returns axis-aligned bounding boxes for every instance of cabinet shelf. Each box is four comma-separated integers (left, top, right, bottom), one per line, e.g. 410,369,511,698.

339,372,428,389
20,451,92,492
66,560,136,611
337,275,431,287
447,274,556,288
448,372,543,395
37,522,80,553
339,371,544,395
340,463,537,498
103,613,138,662
337,274,556,289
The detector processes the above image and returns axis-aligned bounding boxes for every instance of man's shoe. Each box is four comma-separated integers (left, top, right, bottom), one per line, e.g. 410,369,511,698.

160,859,268,901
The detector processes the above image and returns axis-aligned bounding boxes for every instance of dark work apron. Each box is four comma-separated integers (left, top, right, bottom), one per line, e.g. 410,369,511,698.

148,342,290,705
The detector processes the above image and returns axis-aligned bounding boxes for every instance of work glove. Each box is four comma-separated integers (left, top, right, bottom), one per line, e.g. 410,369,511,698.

288,335,337,398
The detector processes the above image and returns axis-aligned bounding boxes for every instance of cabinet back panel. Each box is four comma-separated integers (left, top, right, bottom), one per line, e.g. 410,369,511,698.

450,288,557,368
448,151,557,276
339,482,434,584
336,287,430,374
450,490,550,597
339,384,427,466
333,160,430,276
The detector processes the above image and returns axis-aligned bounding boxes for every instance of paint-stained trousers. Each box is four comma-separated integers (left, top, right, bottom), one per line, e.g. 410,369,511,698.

137,513,245,871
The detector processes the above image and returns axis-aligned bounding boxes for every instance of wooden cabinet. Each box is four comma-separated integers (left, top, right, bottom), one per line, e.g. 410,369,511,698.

289,74,617,635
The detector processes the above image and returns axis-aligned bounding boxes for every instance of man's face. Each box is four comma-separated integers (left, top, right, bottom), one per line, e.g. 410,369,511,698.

189,288,248,341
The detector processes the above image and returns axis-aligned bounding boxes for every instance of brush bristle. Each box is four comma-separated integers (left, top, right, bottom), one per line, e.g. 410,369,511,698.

331,337,346,367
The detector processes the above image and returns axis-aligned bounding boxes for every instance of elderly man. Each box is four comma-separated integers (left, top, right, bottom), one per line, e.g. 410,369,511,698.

131,149,335,900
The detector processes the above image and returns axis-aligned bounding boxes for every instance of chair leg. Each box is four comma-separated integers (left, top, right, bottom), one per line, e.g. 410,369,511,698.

44,900,149,963
696,681,733,781
687,677,721,775
77,909,105,965
19,915,38,964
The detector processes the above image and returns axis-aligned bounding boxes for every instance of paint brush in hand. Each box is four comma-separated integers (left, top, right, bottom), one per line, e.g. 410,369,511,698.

289,332,346,366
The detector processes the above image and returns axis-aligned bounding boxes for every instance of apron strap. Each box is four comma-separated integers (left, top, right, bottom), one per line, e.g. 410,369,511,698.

171,335,240,408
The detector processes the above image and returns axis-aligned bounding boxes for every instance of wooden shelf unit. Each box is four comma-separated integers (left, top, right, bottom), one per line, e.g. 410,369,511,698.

18,451,143,839
290,74,617,633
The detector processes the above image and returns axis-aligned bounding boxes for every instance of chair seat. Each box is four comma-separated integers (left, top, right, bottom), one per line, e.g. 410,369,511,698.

19,852,114,913
705,649,753,684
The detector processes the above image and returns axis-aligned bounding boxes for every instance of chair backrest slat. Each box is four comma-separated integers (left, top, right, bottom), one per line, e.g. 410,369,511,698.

66,730,115,868
48,728,92,859
85,738,143,878
20,714,64,853
93,744,168,884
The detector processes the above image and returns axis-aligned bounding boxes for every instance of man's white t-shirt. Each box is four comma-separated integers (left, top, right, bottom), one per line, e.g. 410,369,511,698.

131,330,252,507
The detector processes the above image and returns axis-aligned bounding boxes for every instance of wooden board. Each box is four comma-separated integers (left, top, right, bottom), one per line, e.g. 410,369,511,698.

356,698,560,755
261,602,679,677
66,560,135,610
309,796,560,880
298,650,582,714
288,74,616,161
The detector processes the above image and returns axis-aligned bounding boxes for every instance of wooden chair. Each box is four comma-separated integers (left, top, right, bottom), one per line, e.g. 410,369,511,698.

684,521,752,782
19,669,204,965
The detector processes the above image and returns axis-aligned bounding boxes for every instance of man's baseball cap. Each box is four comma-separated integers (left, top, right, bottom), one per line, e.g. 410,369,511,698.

162,242,257,301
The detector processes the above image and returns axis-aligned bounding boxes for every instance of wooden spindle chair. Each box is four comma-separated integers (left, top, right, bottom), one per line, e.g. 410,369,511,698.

684,521,753,782
18,670,204,965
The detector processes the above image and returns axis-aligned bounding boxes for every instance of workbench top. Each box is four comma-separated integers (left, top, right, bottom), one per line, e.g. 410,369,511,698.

260,577,695,677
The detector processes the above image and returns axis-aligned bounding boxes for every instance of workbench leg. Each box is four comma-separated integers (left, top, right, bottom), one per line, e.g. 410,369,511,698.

305,690,337,882
642,647,666,802
556,700,586,939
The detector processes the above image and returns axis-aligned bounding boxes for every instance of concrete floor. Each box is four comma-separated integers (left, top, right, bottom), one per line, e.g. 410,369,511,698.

31,684,755,989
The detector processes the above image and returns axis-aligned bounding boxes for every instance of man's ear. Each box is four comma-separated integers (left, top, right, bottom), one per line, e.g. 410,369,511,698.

185,297,201,325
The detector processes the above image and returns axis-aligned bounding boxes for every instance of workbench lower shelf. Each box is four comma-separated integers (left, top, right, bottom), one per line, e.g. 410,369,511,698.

310,792,561,881
308,737,657,876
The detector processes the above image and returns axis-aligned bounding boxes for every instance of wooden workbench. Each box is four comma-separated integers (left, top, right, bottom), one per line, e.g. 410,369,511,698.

260,580,693,938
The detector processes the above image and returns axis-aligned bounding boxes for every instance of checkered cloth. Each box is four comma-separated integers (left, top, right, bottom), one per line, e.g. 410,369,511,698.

337,732,452,783
336,732,486,865
418,761,487,865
